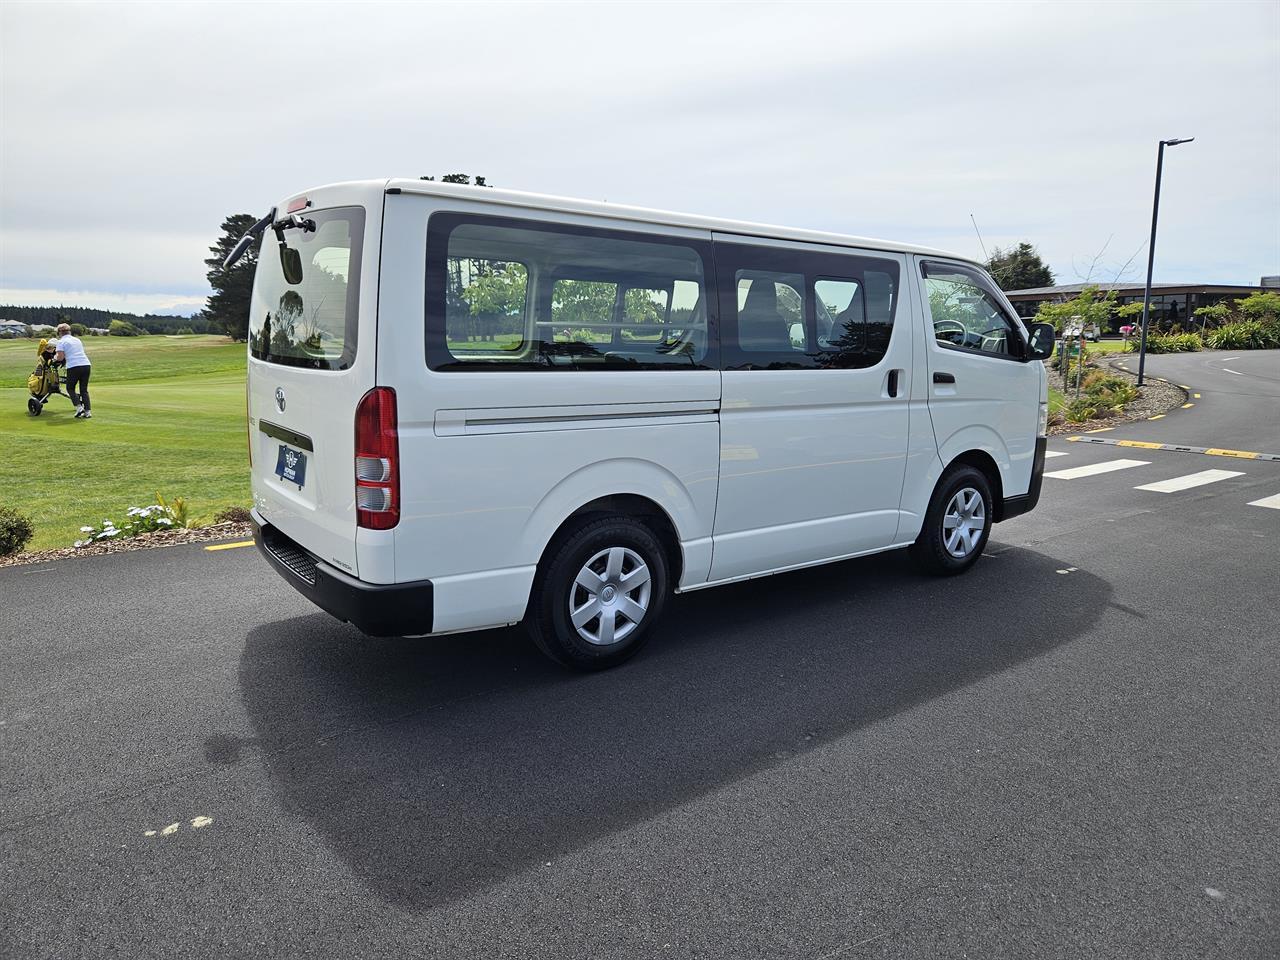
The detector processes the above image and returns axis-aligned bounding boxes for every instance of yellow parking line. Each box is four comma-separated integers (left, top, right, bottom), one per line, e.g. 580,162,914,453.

1193,393,1201,398
1204,448,1260,460
205,540,255,552
1147,414,1165,420
1117,440,1163,449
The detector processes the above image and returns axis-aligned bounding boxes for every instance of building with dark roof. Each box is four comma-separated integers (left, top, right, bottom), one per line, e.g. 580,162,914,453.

1004,281,1273,332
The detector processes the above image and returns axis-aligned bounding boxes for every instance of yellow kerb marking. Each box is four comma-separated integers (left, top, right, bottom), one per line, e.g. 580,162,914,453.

1193,393,1201,398
1066,436,1085,442
1117,440,1163,449
1205,448,1259,459
1086,427,1115,433
205,540,254,552
1181,402,1195,409
1147,414,1165,420
1180,384,1189,389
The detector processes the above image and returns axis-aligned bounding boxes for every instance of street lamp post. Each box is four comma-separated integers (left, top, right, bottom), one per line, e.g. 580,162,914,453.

1136,136,1194,387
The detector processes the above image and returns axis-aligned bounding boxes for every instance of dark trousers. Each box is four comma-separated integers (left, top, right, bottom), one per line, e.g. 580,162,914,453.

66,365,91,411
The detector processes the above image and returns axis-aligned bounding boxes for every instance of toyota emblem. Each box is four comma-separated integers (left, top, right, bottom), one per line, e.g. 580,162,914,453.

275,387,286,412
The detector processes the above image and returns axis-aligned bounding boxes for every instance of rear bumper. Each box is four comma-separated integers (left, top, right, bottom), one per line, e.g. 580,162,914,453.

998,435,1047,522
252,513,433,636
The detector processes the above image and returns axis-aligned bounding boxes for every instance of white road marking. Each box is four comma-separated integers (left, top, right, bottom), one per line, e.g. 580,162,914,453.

1222,368,1243,376
191,816,213,829
1044,450,1069,459
1248,493,1280,510
1044,459,1149,480
161,822,180,836
1134,469,1244,493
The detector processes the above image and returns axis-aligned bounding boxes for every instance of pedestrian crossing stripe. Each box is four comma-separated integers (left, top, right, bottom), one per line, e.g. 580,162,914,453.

1044,459,1149,480
1135,469,1245,493
1067,436,1280,463
1249,493,1280,510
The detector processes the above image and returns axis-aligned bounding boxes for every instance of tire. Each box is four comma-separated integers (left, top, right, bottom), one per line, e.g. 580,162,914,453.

526,516,670,671
28,399,41,416
909,464,993,576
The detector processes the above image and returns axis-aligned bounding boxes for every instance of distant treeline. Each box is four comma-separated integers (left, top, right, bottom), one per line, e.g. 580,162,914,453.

0,305,211,334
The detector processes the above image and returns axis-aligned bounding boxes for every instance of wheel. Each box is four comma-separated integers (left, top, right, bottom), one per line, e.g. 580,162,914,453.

28,399,41,416
909,464,993,576
526,516,669,670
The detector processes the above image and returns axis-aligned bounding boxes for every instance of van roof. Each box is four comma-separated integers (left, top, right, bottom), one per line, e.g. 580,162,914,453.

371,177,981,265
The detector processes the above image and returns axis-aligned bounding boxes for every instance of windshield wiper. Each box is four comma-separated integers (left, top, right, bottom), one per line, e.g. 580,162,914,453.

222,208,276,270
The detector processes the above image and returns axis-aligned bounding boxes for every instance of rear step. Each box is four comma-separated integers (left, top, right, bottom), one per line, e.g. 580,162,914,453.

259,525,318,585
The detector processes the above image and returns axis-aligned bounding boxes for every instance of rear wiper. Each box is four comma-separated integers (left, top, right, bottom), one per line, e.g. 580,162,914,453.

222,208,276,270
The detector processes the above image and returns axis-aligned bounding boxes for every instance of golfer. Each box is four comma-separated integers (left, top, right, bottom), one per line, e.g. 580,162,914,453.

54,323,92,419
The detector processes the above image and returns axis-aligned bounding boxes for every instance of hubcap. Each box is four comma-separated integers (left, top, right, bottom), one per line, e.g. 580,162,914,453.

942,486,986,559
569,546,652,646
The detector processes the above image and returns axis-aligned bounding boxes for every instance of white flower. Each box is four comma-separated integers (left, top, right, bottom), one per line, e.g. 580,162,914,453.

80,526,94,533
157,518,173,526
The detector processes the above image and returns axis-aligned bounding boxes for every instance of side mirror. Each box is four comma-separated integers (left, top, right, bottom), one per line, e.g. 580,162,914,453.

279,245,304,285
1025,322,1055,361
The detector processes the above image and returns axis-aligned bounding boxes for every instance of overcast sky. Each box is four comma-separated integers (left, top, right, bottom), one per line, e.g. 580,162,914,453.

2,0,1277,315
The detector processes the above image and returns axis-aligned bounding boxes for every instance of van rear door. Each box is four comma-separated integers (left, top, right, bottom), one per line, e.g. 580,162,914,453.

248,190,381,579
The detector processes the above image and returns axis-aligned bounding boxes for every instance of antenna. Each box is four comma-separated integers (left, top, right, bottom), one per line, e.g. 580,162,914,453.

970,214,989,261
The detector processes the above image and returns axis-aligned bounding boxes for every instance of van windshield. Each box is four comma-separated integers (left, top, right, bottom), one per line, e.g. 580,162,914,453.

249,206,365,370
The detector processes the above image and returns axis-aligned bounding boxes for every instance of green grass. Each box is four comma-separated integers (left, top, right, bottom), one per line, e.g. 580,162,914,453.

0,334,245,385
0,336,249,551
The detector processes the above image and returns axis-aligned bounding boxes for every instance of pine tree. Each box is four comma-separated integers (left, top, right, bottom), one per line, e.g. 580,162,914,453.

204,214,260,340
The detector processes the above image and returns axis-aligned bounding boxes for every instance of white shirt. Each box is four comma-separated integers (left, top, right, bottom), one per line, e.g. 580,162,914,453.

57,334,90,368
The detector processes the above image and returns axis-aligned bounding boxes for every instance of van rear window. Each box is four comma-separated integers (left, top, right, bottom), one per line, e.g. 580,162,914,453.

426,213,713,371
249,206,364,370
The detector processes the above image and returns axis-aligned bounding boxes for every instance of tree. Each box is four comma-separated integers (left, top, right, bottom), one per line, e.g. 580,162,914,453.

986,242,1055,291
1033,285,1118,334
421,174,491,186
204,214,260,341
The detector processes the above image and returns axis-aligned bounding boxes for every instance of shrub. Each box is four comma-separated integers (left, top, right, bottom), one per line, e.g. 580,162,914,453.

1064,398,1098,423
108,318,144,337
1126,332,1202,354
0,507,36,556
214,505,252,524
74,493,190,547
1206,320,1280,351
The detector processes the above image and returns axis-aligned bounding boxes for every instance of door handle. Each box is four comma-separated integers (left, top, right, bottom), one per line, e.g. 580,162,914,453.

887,369,899,397
933,372,956,384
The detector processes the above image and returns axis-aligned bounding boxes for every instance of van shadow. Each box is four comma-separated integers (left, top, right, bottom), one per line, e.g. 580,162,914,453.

237,546,1109,910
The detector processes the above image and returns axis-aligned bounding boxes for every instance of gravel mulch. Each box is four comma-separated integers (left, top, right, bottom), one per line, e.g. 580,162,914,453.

1047,356,1187,436
0,521,255,569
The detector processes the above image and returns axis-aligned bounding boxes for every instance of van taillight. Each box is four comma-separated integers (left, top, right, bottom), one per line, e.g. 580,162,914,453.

355,387,399,530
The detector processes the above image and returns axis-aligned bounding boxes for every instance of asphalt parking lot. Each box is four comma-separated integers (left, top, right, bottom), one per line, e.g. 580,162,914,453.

3,351,1278,959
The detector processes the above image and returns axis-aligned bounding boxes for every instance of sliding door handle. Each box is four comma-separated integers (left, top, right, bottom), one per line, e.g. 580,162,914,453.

933,372,956,384
887,369,899,397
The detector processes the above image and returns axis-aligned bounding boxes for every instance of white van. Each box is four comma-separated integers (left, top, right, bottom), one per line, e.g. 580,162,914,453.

237,180,1054,669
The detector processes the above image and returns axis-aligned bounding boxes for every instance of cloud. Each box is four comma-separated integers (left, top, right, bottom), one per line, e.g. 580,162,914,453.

1,0,1277,309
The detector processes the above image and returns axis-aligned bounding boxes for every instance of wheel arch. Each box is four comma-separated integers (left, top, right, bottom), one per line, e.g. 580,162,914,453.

945,448,1005,519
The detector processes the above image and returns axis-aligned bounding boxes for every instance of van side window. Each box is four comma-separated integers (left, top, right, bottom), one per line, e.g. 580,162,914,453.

716,243,899,371
922,263,1022,359
426,214,714,371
